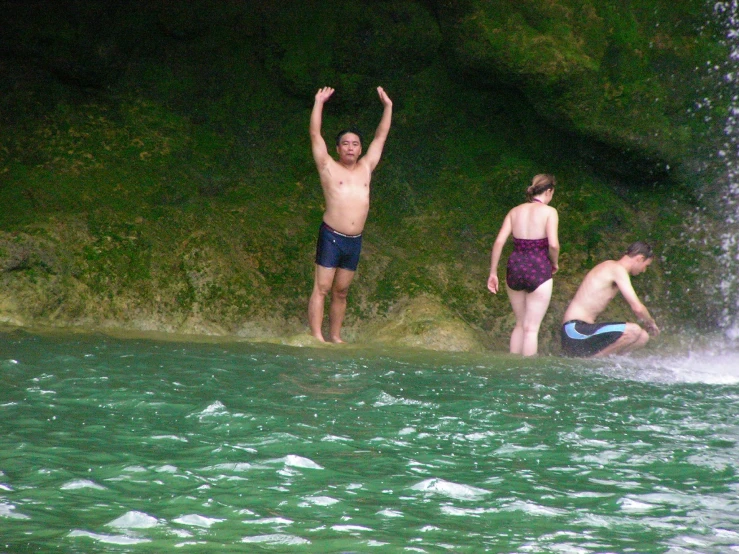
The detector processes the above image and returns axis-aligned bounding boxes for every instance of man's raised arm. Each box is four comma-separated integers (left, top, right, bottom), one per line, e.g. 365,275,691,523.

310,87,334,169
363,86,393,171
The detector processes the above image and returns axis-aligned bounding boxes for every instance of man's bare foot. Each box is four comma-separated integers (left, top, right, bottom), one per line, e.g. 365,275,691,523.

311,333,326,342
330,336,345,343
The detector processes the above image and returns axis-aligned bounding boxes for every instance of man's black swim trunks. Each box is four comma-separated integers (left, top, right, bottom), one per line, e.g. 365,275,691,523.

315,222,362,271
561,320,626,357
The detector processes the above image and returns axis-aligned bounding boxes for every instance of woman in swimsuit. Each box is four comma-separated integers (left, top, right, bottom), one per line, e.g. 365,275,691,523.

487,174,560,356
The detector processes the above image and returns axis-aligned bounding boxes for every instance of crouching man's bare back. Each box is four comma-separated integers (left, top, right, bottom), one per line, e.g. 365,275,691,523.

308,86,392,343
561,241,660,357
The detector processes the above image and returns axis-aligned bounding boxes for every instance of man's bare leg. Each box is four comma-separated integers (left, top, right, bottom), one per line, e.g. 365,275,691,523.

328,268,355,343
309,265,337,342
593,323,648,357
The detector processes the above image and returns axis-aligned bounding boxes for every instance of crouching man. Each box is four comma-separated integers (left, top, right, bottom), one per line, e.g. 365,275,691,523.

561,241,660,357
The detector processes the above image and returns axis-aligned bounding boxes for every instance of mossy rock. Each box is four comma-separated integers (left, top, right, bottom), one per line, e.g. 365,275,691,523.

441,0,722,173
362,294,488,352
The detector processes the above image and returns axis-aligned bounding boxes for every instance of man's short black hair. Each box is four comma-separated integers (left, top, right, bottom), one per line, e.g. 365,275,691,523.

625,241,654,259
335,127,363,147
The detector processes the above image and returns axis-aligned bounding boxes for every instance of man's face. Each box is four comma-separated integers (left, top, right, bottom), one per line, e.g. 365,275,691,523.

336,133,362,164
631,256,653,275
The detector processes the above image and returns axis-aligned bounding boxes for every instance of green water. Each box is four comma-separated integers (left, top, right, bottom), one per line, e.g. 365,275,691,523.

1,331,738,553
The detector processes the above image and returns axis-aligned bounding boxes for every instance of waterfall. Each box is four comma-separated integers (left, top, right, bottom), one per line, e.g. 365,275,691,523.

703,1,739,338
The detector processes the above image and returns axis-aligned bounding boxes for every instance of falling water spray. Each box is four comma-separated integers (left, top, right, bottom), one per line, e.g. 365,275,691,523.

707,1,739,338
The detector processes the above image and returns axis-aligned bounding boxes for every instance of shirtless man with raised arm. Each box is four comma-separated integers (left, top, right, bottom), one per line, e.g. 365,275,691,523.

561,241,660,357
308,86,392,342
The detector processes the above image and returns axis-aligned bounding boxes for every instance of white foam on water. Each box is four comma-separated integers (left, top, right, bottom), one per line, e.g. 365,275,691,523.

439,505,489,516
151,435,188,442
409,478,489,501
202,462,255,472
606,349,739,384
241,533,310,545
266,454,324,470
502,500,567,517
493,442,548,457
26,387,56,395
716,528,739,540
242,517,293,525
618,497,657,513
0,502,30,520
106,511,160,529
332,524,372,532
60,479,107,491
377,508,404,518
373,391,433,408
192,400,229,419
67,530,150,545
172,514,225,528
320,434,352,442
462,431,496,441
299,495,340,507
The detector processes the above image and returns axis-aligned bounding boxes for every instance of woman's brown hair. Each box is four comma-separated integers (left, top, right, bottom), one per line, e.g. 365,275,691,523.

526,174,556,202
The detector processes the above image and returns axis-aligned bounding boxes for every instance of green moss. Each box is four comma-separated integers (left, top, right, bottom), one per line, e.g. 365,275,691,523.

446,0,723,170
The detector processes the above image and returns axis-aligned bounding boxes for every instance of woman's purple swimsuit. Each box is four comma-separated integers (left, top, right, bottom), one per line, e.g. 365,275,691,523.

506,237,552,292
